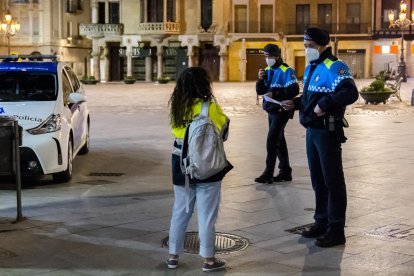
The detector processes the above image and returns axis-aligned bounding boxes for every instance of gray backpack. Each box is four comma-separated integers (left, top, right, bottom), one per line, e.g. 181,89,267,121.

181,101,227,180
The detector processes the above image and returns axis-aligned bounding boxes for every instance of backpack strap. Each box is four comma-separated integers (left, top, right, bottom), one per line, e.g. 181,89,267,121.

201,101,210,117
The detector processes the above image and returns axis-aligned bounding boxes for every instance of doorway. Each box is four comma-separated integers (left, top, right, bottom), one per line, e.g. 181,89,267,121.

108,42,122,81
199,44,220,81
295,56,306,80
246,49,264,81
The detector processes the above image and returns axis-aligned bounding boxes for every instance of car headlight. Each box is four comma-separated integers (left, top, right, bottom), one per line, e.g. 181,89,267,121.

27,114,61,135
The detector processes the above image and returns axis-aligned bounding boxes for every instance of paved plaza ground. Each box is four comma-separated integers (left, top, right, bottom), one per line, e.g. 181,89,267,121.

0,79,414,275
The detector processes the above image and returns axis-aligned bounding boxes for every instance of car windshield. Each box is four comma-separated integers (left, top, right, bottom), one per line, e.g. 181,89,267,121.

0,72,57,102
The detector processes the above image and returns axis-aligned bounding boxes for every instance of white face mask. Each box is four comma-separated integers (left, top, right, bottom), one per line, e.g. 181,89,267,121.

265,57,276,67
305,48,320,62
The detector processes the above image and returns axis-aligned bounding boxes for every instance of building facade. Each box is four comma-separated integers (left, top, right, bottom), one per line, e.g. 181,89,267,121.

0,0,92,77
5,0,408,82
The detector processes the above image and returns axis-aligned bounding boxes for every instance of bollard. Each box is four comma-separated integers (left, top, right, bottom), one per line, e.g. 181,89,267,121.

412,89,414,106
0,116,24,222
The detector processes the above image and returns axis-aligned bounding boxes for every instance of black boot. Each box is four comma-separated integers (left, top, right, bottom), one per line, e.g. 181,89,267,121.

315,231,346,247
301,224,327,238
273,173,292,182
254,174,274,184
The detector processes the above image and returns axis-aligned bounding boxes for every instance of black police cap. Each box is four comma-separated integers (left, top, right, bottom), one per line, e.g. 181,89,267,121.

304,27,330,46
263,44,281,57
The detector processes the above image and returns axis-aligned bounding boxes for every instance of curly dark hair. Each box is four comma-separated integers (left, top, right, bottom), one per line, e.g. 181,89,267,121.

169,67,216,128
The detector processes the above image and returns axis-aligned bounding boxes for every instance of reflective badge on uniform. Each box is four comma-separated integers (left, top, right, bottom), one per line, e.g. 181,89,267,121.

314,74,320,82
338,68,347,75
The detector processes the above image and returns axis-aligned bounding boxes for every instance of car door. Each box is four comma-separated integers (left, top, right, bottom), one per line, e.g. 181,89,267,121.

62,68,82,152
65,67,87,152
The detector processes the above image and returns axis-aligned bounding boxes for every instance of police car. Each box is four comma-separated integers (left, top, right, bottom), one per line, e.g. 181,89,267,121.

0,55,90,183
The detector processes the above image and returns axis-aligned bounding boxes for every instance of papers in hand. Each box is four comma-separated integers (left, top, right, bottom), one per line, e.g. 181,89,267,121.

263,95,282,105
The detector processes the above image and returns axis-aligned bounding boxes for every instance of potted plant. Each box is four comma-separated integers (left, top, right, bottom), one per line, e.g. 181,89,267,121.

157,76,170,84
123,76,136,84
359,75,394,105
81,76,98,85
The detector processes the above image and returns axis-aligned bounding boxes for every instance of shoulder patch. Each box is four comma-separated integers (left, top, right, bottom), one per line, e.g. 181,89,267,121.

338,68,347,76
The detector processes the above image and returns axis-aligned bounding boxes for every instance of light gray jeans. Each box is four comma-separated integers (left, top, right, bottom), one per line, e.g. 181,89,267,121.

168,181,221,258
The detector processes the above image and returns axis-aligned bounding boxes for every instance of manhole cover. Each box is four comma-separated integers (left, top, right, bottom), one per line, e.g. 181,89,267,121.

162,232,249,254
285,223,316,235
88,173,124,177
0,248,17,259
364,223,414,241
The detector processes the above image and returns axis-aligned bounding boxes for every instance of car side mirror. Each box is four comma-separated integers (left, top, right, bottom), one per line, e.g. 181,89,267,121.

69,93,86,104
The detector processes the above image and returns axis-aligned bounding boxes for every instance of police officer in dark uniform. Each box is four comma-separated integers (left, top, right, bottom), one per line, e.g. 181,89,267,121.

282,28,358,247
255,44,299,184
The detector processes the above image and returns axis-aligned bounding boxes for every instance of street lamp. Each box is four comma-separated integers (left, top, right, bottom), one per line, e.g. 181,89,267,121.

0,11,20,55
388,0,414,82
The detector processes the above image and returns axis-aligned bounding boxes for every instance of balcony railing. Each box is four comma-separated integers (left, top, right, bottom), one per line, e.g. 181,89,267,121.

228,21,371,35
137,22,180,35
373,27,414,39
80,24,124,38
284,23,371,35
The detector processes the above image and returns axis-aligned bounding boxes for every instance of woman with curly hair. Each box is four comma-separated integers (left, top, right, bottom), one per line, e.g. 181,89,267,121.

166,67,232,272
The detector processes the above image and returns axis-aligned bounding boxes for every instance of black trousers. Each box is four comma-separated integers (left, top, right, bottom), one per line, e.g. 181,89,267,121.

264,112,292,176
306,127,347,233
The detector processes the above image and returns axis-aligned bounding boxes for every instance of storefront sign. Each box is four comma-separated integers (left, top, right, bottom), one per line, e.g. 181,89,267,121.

119,47,152,58
338,49,366,54
246,49,264,55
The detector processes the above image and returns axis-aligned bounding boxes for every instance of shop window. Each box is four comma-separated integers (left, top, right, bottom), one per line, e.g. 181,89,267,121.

167,0,176,22
66,0,77,13
109,2,120,24
201,0,212,30
148,0,163,22
234,5,247,33
318,4,332,33
296,4,310,34
260,5,273,33
346,3,361,33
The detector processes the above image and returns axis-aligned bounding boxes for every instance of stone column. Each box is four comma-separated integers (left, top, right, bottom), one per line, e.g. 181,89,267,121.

214,35,230,82
178,35,199,68
92,40,101,81
156,45,164,78
150,37,168,80
187,46,194,67
91,0,98,23
103,46,109,82
219,53,228,82
126,46,132,77
145,55,152,81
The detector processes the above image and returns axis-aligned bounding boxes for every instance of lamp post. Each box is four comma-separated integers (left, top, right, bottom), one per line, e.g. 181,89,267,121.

388,0,414,82
0,11,20,55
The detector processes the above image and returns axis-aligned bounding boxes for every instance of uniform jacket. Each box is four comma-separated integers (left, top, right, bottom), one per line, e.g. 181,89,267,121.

171,99,232,185
256,60,299,116
294,47,358,131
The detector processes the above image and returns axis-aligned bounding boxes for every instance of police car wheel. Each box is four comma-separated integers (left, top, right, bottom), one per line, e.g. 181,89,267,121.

53,136,73,183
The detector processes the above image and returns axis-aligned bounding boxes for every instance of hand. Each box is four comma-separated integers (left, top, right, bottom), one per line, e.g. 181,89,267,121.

281,100,294,110
258,69,265,80
313,104,325,117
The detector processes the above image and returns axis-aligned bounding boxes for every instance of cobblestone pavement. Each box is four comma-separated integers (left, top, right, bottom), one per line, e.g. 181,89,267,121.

0,79,413,275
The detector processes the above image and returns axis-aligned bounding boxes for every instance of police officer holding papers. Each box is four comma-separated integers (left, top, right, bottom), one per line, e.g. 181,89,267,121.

282,28,358,247
255,44,299,184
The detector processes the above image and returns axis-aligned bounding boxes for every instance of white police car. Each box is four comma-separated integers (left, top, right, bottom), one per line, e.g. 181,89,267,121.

0,55,90,183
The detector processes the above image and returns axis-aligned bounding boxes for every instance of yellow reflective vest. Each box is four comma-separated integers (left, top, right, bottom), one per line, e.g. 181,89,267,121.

171,99,229,140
